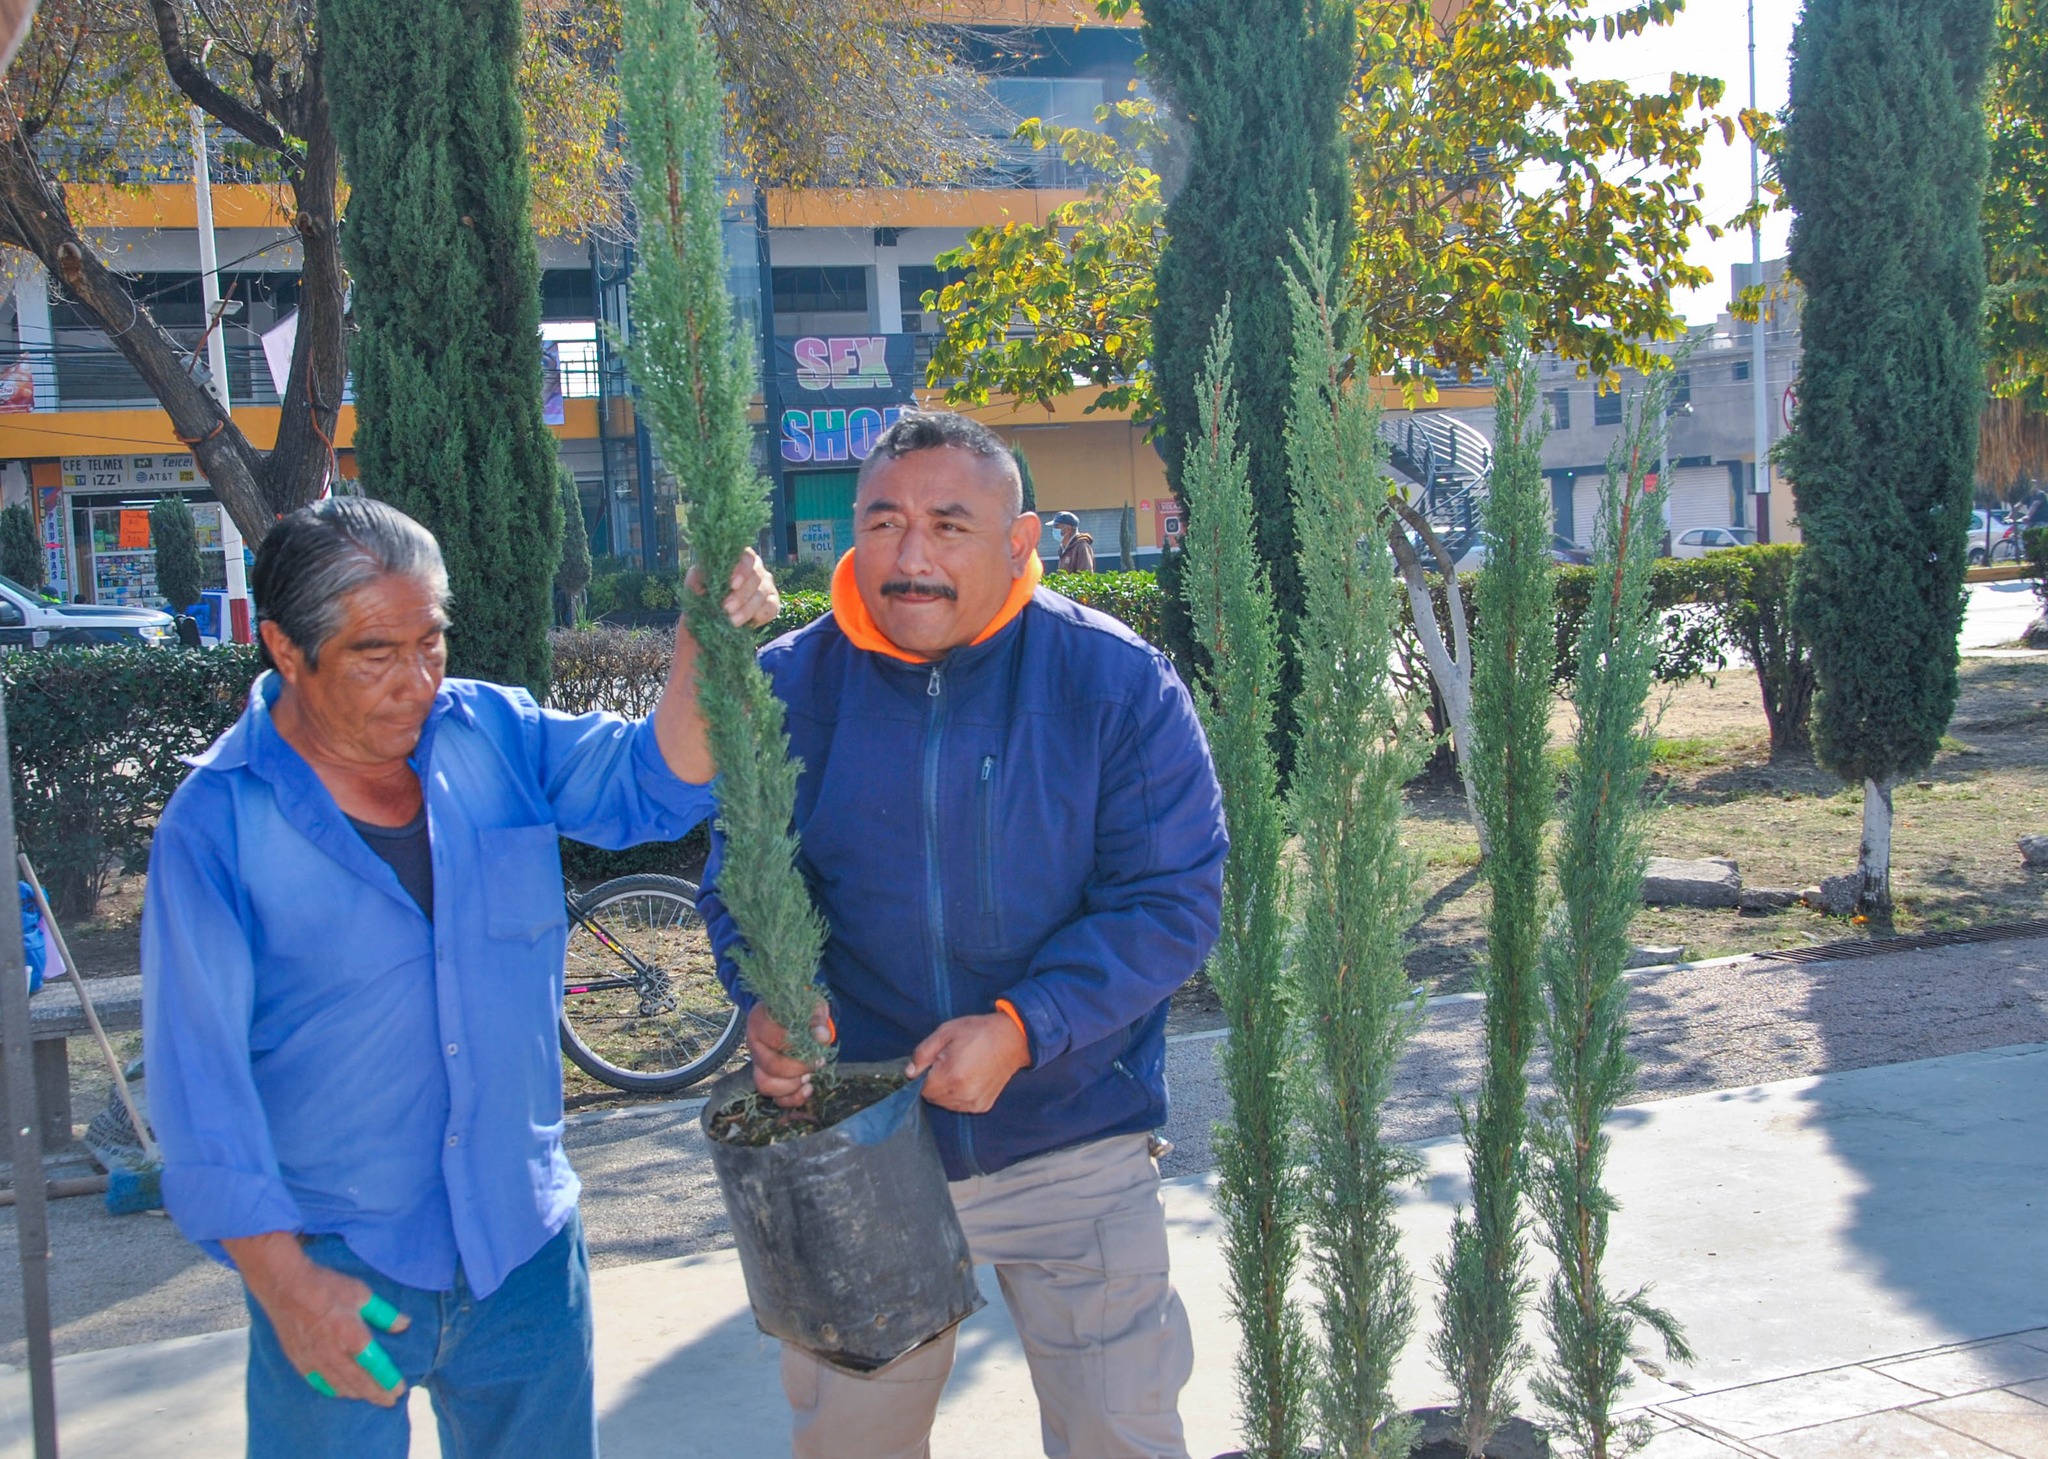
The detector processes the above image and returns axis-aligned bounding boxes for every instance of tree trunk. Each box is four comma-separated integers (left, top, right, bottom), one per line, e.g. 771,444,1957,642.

1387,498,1488,857
1858,776,1894,913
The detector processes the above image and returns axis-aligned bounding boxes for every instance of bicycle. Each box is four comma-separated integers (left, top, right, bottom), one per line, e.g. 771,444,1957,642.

558,873,743,1095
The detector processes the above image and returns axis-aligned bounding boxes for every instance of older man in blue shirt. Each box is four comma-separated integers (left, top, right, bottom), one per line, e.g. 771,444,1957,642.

142,497,776,1458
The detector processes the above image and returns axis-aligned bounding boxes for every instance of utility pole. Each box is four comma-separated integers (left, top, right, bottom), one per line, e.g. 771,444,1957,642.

191,102,254,640
1749,0,1772,543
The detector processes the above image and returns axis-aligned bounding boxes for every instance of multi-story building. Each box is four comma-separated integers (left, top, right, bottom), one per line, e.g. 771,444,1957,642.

1427,258,1805,551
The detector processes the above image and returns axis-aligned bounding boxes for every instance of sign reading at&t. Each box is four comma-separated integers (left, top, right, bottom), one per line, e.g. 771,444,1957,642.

781,404,912,464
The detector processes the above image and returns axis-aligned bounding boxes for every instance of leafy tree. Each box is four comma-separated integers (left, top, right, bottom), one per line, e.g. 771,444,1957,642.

0,502,44,592
1431,329,1555,1458
0,1,994,545
1176,309,1307,1459
927,0,1730,426
1780,0,1997,913
556,462,593,624
326,0,561,689
619,0,827,1067
149,495,204,614
1530,392,1691,1459
1284,222,1424,1459
1986,0,2046,411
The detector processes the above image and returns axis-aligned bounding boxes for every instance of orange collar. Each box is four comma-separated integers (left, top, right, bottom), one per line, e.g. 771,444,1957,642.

830,549,1042,664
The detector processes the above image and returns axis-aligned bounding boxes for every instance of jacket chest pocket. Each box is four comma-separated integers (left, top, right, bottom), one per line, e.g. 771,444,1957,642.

478,824,568,942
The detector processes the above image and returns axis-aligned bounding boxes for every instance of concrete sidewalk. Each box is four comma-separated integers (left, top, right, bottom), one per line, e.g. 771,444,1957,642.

5,1041,2047,1458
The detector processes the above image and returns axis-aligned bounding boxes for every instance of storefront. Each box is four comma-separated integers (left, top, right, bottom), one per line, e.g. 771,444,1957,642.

32,456,248,632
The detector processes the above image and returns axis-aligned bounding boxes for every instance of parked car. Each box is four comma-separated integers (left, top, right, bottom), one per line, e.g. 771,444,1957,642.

0,574,178,650
1671,526,1757,559
1968,510,2009,566
1450,534,1595,571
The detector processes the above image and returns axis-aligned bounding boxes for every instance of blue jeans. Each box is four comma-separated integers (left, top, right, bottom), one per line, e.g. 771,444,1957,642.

243,1212,596,1459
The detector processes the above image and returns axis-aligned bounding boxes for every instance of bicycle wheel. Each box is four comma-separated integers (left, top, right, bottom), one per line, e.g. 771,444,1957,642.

560,873,742,1095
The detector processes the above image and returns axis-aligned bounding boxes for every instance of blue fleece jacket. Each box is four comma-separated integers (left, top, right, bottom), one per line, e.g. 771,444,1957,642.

698,587,1227,1179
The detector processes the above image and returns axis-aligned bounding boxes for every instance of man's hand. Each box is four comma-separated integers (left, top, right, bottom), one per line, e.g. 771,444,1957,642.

906,1013,1031,1114
685,547,781,632
747,1001,835,1109
223,1232,411,1407
659,549,782,783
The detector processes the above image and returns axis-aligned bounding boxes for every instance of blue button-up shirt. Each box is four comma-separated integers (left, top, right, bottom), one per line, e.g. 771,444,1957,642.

141,672,715,1298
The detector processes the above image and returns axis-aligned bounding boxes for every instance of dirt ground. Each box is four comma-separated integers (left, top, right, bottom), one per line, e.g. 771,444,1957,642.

1401,654,2048,993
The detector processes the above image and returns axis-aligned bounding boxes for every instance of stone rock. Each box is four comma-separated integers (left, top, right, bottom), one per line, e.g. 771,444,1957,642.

1626,944,1685,969
2021,834,2048,869
1739,886,1802,912
1803,874,1861,917
1640,856,1742,908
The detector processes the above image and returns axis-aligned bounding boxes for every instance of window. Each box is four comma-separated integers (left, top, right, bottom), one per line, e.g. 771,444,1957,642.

1733,359,1752,382
1593,390,1623,427
899,266,965,333
1669,371,1692,410
1548,390,1571,431
771,266,872,334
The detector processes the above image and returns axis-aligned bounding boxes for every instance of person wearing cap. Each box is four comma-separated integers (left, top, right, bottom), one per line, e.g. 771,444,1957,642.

1050,508,1096,573
141,497,779,1458
699,410,1226,1459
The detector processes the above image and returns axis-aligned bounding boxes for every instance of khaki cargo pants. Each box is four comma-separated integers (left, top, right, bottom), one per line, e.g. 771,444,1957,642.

780,1132,1194,1459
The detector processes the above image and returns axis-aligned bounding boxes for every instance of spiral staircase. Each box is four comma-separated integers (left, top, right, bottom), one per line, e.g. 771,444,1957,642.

1379,412,1494,566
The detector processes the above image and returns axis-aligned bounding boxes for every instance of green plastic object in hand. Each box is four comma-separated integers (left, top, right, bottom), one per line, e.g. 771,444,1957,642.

303,1296,406,1397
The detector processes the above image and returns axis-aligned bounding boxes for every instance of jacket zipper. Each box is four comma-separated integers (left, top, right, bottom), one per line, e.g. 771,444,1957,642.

976,754,998,922
921,662,981,1174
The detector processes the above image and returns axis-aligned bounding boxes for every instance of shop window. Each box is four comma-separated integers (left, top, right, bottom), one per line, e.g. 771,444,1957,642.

772,267,872,336
1548,390,1571,430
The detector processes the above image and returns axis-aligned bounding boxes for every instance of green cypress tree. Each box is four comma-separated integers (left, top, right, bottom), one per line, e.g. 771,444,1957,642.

1176,307,1307,1459
1779,0,1997,913
618,0,828,1067
326,0,562,690
1529,392,1692,1459
0,502,44,592
1431,328,1556,1458
555,462,592,625
1284,221,1424,1459
1146,0,1355,626
1119,501,1137,572
1010,442,1038,515
150,495,204,615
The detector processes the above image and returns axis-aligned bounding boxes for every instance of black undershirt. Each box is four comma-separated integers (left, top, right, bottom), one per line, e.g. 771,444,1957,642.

348,806,434,919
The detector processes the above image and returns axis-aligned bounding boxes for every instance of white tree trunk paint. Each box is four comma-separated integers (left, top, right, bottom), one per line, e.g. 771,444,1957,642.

1859,775,1895,911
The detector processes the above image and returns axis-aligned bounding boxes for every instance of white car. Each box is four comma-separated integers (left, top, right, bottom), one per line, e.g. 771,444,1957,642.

0,574,178,650
1671,527,1757,559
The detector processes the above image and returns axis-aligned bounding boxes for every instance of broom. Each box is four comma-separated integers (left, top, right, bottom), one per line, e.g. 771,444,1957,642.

19,854,162,1214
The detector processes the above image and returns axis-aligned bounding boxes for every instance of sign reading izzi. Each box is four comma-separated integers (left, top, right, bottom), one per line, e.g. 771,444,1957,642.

774,334,918,465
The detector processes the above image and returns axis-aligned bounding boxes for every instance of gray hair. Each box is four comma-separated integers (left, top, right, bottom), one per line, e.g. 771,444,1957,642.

858,410,1022,515
252,497,449,670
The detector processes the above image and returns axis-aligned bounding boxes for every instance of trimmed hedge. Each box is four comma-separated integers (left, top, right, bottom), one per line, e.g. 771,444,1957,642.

1,645,261,915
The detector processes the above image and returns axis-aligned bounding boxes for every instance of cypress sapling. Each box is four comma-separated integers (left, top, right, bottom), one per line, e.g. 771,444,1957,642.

150,495,204,615
1529,385,1693,1459
1284,217,1426,1459
0,502,45,592
618,0,828,1066
1176,306,1308,1459
1431,327,1557,1457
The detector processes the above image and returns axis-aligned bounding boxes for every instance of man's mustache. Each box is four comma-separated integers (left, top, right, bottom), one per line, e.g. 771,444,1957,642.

881,580,958,601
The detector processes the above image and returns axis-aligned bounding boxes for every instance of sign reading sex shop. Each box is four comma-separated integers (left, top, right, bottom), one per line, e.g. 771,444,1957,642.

775,333,919,464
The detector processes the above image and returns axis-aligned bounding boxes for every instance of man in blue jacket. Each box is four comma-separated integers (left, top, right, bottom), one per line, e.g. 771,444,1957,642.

142,498,778,1458
701,411,1227,1459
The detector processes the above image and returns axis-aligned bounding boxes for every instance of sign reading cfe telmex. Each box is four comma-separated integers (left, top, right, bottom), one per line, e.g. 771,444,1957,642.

775,334,918,464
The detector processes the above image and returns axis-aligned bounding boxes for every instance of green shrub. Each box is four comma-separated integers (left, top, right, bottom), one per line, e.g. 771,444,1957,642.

2024,526,2048,616
773,559,833,596
1044,570,1165,645
150,496,205,615
764,590,829,639
1,645,261,915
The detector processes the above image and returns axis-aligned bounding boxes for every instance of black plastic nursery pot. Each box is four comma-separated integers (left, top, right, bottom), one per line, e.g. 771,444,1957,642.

1405,1408,1552,1459
700,1060,985,1372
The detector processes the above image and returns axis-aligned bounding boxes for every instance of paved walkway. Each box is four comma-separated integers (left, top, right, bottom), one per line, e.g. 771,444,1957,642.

4,1039,2046,1458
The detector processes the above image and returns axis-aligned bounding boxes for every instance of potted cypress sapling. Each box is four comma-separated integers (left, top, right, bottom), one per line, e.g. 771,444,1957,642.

1529,388,1693,1459
1423,330,1557,1459
1283,220,1426,1459
619,0,980,1372
1177,307,1310,1459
